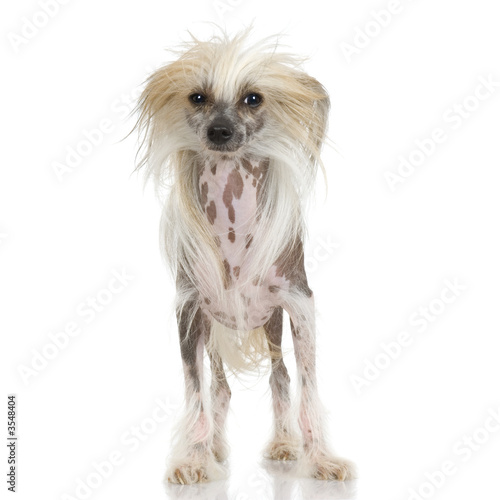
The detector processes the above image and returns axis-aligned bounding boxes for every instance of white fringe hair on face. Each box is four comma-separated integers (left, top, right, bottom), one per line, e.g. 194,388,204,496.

134,30,330,371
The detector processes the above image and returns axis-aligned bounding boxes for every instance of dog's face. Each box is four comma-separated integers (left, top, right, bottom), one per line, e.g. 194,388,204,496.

137,32,330,163
186,87,265,154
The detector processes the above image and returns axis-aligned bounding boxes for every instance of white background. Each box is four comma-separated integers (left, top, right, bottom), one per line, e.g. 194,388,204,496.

2,0,500,499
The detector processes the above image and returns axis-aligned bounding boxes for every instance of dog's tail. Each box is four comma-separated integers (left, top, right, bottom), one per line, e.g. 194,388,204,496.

206,321,273,375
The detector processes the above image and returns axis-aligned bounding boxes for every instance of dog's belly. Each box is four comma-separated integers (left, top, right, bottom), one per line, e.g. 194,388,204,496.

198,157,288,330
202,265,290,330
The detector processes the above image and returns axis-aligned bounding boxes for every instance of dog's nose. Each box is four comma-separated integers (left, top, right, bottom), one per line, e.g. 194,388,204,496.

207,120,233,145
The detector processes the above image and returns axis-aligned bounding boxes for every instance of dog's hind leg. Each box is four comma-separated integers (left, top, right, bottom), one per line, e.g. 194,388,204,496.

207,343,231,462
166,299,225,484
286,292,356,481
263,306,301,461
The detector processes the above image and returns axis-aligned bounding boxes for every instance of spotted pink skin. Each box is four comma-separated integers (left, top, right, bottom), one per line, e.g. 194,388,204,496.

198,157,290,330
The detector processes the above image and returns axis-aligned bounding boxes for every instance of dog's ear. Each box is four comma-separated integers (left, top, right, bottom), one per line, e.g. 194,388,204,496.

133,61,191,174
299,74,330,160
136,64,179,130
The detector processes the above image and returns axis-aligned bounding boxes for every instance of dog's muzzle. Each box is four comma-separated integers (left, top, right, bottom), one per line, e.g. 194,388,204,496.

207,118,233,146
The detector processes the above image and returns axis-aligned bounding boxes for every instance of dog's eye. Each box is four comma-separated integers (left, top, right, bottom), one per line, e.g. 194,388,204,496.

243,93,262,108
190,93,206,105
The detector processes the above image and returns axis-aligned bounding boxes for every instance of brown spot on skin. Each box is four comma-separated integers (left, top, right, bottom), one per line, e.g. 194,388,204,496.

204,297,211,305
177,302,210,393
200,182,208,208
241,158,269,182
197,161,206,177
233,266,240,278
256,159,269,202
290,322,301,340
275,239,313,298
213,310,237,329
222,168,244,224
228,227,235,243
223,259,231,288
269,285,279,293
241,158,253,175
264,308,292,407
245,234,253,249
252,178,257,188
209,348,230,408
252,276,260,286
206,201,216,225
210,162,217,175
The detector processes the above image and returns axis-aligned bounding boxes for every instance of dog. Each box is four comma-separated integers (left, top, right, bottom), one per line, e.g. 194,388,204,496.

134,30,354,484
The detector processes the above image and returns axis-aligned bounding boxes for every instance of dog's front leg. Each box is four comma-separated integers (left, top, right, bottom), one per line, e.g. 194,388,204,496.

287,293,355,481
166,299,225,484
207,343,231,462
264,306,301,461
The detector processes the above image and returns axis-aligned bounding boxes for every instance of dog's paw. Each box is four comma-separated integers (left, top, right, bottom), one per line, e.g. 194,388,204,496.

307,454,356,481
168,464,209,485
166,455,227,485
264,438,301,461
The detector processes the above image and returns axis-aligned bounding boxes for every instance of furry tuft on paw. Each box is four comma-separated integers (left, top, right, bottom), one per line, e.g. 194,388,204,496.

264,439,301,461
309,455,357,481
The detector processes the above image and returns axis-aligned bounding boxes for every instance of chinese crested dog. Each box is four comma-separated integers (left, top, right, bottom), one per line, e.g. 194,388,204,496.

135,30,354,484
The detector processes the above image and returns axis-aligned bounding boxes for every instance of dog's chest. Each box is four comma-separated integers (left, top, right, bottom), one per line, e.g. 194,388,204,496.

198,158,264,270
198,158,287,329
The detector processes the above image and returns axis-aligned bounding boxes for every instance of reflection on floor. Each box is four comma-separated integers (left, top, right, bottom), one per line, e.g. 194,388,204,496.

165,459,357,500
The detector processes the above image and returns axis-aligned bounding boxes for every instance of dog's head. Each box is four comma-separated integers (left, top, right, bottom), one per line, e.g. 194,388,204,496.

135,30,330,173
